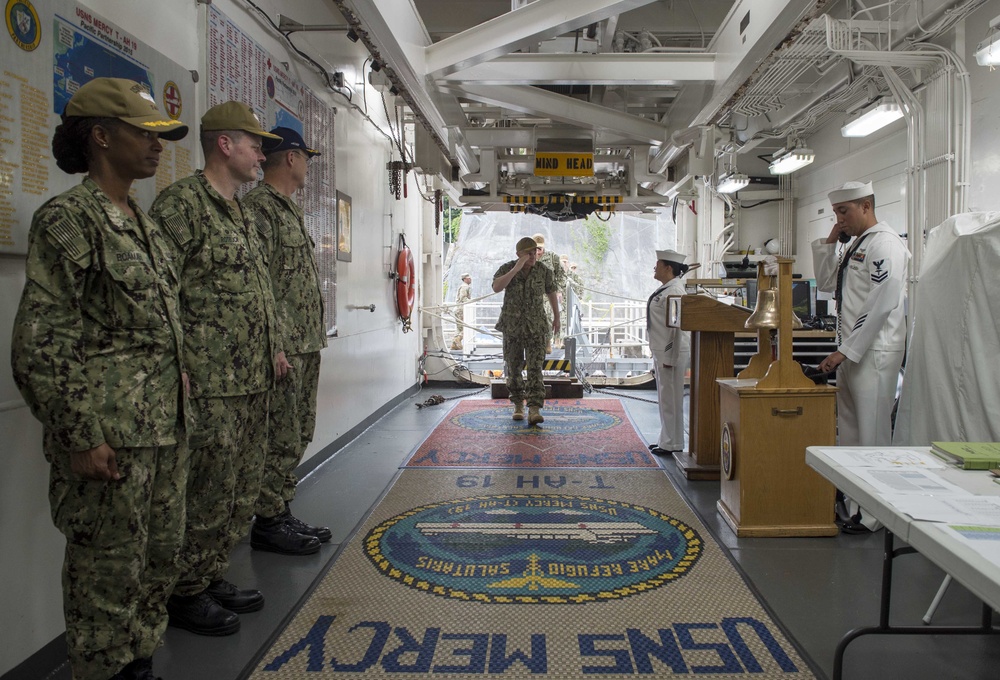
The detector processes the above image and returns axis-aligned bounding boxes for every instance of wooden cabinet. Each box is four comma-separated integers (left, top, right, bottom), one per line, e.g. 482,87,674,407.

717,378,839,537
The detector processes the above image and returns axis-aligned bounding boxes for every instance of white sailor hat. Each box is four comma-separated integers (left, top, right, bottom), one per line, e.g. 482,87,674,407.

828,181,874,205
655,249,687,265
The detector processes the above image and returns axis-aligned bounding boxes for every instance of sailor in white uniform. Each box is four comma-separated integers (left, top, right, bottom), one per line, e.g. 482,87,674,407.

646,250,691,456
812,181,909,532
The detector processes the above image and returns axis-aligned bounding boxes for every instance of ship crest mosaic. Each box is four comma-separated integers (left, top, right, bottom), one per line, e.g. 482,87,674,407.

364,493,703,604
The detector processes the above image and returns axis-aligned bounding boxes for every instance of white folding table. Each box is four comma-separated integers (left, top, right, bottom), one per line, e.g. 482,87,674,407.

806,446,1000,679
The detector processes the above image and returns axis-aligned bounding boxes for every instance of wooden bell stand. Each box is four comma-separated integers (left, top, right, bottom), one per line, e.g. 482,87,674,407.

716,259,839,537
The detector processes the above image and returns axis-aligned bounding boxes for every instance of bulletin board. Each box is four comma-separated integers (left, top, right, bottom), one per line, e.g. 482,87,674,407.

0,0,198,254
207,4,338,333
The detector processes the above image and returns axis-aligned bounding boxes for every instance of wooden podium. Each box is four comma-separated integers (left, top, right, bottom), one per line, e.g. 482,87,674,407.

716,259,838,537
667,294,751,480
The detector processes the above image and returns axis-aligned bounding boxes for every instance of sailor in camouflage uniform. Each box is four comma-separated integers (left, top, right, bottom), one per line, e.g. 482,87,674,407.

531,233,567,351
493,237,560,425
151,102,288,636
244,127,330,555
10,78,189,680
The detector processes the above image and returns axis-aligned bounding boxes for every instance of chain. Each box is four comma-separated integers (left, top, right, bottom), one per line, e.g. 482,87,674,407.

589,385,660,404
388,164,401,200
414,385,489,408
434,189,442,234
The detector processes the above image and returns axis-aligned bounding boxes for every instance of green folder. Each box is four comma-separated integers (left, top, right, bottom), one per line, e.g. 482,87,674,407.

931,442,1000,470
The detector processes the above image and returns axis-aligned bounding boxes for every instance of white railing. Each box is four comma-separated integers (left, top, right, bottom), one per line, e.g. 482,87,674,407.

446,299,652,359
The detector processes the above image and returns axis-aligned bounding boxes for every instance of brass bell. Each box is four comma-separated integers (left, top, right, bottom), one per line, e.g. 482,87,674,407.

745,283,803,329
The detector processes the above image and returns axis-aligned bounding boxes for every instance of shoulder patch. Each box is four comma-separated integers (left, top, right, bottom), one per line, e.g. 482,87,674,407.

159,212,193,248
44,219,91,267
252,208,272,237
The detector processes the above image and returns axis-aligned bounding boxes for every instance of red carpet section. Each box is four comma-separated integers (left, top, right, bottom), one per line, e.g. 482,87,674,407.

403,398,658,469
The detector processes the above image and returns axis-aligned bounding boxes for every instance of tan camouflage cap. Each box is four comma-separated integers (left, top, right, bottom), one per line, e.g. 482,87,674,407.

63,77,188,141
201,101,281,139
516,236,538,254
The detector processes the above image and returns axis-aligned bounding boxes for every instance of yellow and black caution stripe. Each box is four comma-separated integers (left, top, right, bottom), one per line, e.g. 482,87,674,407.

501,195,624,205
542,359,573,372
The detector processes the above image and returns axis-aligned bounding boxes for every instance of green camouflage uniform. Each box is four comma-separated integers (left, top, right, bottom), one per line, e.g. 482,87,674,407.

451,280,472,349
244,182,327,519
537,250,567,344
151,170,278,595
494,260,557,407
11,178,189,680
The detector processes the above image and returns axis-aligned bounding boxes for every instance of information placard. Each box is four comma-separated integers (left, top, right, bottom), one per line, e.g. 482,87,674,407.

1,0,197,254
207,5,338,331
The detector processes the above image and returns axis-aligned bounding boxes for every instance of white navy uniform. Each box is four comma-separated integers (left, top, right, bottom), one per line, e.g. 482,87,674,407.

647,278,690,451
812,221,908,448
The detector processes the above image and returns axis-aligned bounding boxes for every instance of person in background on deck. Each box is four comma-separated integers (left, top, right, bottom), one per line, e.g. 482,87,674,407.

151,102,288,635
493,237,560,425
812,180,908,534
451,273,472,350
531,233,567,352
10,77,189,680
243,126,330,556
646,249,691,457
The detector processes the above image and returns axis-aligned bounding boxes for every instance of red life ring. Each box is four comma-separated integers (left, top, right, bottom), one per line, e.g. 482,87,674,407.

396,245,416,321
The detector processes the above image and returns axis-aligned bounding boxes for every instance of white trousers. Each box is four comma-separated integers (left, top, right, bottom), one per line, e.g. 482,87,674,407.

653,350,689,451
838,348,904,529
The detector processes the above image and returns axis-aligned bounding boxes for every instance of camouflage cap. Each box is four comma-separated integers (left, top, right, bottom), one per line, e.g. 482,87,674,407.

63,77,188,141
516,236,538,254
201,101,281,139
532,233,546,246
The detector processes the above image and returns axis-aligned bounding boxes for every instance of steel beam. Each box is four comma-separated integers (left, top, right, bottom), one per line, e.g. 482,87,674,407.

441,84,668,145
338,0,479,174
438,52,715,86
463,127,658,149
425,0,659,77
653,0,821,172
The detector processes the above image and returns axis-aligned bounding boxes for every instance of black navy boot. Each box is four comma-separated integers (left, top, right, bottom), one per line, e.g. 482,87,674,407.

205,578,265,613
283,503,332,543
114,657,160,680
251,514,321,555
166,592,240,636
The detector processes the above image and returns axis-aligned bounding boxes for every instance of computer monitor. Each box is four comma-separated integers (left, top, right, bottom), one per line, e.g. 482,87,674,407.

791,280,815,318
743,279,814,317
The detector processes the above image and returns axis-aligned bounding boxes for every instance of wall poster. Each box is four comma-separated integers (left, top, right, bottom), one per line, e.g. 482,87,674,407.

207,5,338,334
0,0,198,254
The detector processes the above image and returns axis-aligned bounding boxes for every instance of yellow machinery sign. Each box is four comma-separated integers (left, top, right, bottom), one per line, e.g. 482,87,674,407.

534,152,594,177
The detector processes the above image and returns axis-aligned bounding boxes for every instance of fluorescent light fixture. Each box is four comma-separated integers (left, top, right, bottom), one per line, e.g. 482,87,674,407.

717,172,750,194
841,98,903,137
975,16,1000,66
768,147,814,175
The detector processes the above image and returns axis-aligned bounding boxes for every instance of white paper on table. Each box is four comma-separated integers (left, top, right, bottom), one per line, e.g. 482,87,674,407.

852,468,971,497
939,525,1000,565
824,448,946,469
882,494,1000,524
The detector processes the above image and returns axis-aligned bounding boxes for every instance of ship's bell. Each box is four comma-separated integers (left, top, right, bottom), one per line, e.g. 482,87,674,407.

745,283,803,329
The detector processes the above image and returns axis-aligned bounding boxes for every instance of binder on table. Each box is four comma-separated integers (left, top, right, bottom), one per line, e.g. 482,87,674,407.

931,442,1000,470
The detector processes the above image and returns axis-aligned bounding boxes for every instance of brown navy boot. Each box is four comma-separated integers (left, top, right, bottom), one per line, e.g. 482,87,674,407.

528,407,544,424
512,402,525,420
